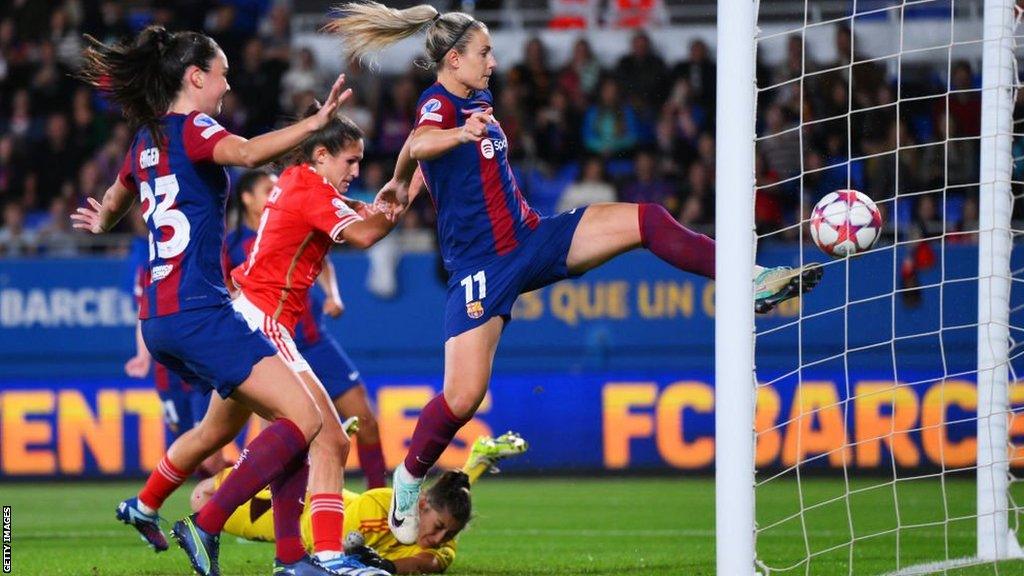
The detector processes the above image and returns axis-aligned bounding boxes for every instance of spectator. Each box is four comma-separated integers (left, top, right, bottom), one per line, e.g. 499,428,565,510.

30,40,73,115
88,1,132,44
615,30,668,112
512,37,554,111
678,162,714,227
36,195,78,257
583,76,640,157
557,157,617,212
75,160,104,204
375,76,417,158
48,8,81,69
0,202,38,256
559,38,602,110
281,47,324,114
621,150,676,208
341,89,375,145
70,87,108,159
4,89,40,142
497,87,530,161
828,24,886,107
947,61,981,137
230,38,286,134
259,5,292,64
218,91,249,135
758,104,801,181
31,113,78,210
535,90,582,166
672,39,715,112
0,134,24,202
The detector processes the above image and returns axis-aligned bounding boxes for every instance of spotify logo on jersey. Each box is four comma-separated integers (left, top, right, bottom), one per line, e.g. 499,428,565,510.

480,139,495,159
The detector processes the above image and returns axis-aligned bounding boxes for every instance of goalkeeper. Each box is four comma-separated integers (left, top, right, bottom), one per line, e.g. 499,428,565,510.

190,431,528,574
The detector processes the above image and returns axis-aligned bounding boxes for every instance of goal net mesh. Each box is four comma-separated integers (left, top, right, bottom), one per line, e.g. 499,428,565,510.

751,1,1024,573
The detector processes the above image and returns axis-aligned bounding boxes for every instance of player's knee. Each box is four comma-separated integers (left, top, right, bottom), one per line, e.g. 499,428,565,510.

197,419,239,450
310,420,349,463
292,399,323,442
445,390,485,420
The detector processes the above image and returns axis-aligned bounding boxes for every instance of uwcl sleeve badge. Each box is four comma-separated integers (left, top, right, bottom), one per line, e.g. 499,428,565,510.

419,99,444,124
466,300,484,319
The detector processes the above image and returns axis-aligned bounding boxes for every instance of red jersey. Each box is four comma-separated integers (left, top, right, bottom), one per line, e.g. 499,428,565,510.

231,164,361,332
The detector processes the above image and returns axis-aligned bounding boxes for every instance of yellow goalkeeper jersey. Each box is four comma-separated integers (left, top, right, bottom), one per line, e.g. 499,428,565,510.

215,470,456,570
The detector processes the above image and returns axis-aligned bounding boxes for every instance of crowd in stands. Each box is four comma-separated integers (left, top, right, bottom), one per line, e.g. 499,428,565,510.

0,1,991,257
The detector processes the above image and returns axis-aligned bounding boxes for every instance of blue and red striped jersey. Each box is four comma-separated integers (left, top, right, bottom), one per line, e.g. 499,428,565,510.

119,111,233,319
223,223,325,346
415,84,539,272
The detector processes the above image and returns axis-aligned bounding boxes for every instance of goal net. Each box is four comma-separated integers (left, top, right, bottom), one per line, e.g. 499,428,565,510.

716,0,1024,574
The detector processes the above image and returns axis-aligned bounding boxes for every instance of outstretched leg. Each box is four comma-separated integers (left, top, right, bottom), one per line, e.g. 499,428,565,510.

565,202,714,277
566,202,820,312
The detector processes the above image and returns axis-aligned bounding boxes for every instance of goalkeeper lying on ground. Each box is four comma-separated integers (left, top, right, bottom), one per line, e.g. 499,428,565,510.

190,431,528,574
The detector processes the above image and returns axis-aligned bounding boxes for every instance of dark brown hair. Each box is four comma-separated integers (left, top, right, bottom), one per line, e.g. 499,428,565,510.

424,470,472,527
290,103,364,165
77,26,220,145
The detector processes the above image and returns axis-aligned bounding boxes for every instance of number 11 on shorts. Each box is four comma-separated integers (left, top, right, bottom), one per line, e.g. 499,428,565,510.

460,271,486,303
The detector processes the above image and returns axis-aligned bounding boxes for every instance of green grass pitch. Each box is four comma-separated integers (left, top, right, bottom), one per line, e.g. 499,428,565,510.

5,477,1024,575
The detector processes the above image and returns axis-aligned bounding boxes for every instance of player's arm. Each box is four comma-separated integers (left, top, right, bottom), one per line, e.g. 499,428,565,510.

190,476,217,513
212,74,352,168
318,257,344,318
338,212,396,249
392,553,447,574
408,110,493,161
124,319,152,378
375,133,425,219
71,178,135,234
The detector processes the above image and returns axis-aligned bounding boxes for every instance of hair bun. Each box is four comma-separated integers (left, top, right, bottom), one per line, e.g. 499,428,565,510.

140,25,171,55
448,470,470,491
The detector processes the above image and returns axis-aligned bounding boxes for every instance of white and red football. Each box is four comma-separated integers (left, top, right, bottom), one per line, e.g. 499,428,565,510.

809,189,882,258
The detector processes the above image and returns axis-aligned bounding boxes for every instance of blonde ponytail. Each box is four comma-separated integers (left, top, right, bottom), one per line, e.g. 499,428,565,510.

325,2,484,69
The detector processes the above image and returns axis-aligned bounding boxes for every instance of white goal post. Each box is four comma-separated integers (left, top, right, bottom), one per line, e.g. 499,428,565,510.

716,0,1024,574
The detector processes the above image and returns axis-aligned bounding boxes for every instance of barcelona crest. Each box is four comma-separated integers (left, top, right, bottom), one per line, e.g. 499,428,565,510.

466,300,484,319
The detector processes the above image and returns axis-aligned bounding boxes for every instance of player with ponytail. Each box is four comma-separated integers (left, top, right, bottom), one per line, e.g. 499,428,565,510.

73,25,387,576
325,2,825,545
225,103,397,573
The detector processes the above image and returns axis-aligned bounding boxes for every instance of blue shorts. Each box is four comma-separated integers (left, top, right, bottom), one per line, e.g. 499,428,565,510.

444,208,587,340
300,335,362,400
142,303,277,399
153,363,208,439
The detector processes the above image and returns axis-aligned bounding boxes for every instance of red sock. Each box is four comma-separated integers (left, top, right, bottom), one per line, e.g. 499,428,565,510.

196,418,307,533
403,394,469,478
309,493,345,555
139,455,190,511
639,203,716,279
271,456,309,564
357,441,386,489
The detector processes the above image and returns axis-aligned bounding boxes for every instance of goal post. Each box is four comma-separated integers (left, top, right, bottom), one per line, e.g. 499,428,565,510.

976,0,1020,563
716,0,1024,573
714,0,757,574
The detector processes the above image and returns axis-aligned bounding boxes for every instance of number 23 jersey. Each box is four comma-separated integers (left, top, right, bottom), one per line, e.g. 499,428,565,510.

118,111,233,319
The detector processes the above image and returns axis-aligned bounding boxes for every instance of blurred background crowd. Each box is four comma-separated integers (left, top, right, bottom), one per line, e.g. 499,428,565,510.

0,0,993,258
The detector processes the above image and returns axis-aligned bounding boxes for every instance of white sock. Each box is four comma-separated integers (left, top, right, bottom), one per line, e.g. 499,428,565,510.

315,550,344,562
137,500,157,516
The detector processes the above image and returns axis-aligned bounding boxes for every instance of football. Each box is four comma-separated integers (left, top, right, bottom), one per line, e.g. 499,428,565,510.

809,189,883,257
